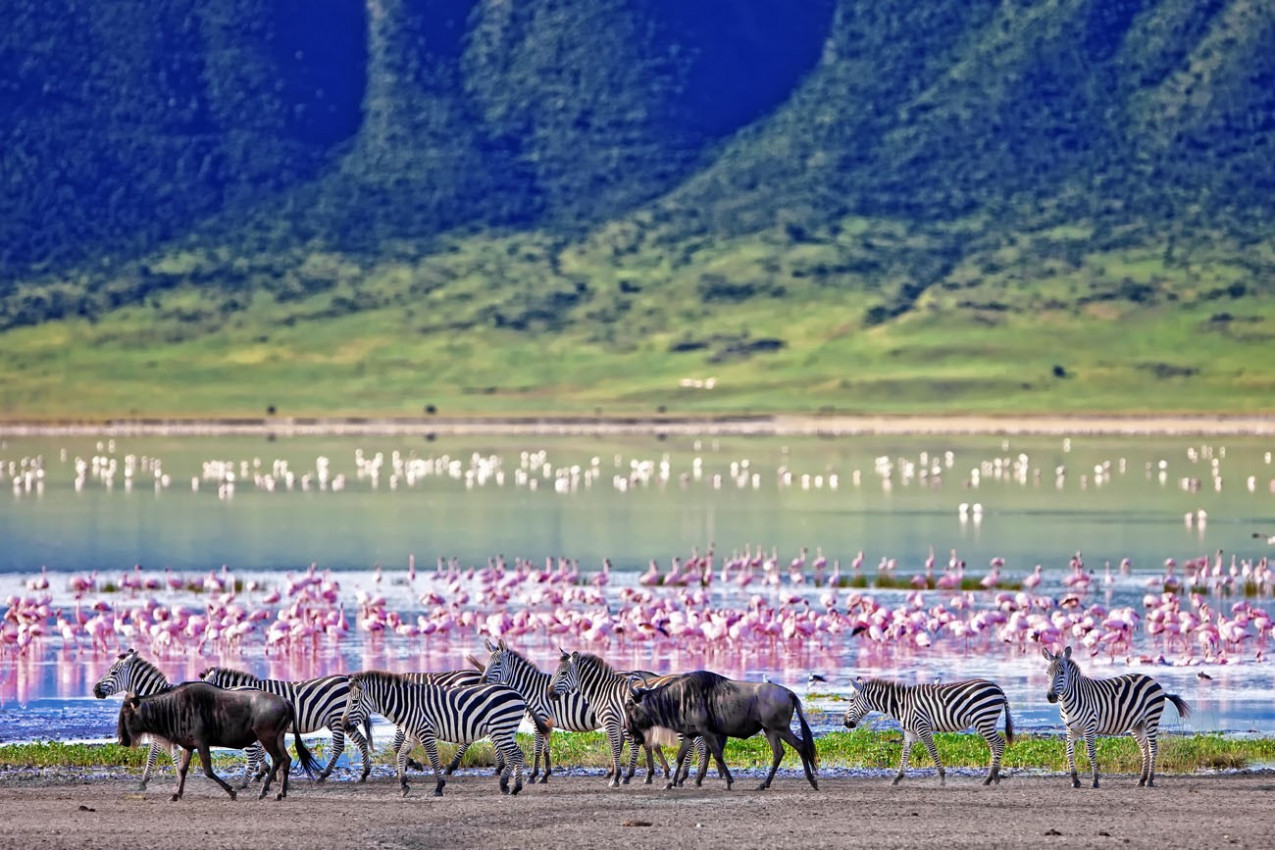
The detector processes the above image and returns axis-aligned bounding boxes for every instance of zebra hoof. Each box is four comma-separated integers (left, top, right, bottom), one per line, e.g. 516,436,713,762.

511,782,523,796
1092,781,1100,789
275,791,285,801
663,782,675,790
537,775,550,785
170,794,181,802
402,784,412,797
644,775,654,785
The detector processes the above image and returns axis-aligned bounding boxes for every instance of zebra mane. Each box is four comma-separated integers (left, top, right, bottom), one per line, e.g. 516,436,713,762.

574,652,618,677
203,665,258,683
112,652,170,686
349,670,401,688
498,645,540,672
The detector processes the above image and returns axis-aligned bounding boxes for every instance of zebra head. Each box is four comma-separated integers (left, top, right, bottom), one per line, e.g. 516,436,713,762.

479,638,508,685
1042,645,1075,704
341,673,369,733
547,648,578,702
93,648,141,699
842,676,873,729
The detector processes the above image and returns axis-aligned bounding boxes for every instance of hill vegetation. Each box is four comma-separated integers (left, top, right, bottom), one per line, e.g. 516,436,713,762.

2,0,1273,418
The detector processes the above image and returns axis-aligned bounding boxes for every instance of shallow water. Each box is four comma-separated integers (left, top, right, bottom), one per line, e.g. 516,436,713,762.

2,433,1274,747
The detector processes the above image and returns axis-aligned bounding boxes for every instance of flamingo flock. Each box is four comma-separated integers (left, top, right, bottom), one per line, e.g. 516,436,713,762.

4,546,1274,672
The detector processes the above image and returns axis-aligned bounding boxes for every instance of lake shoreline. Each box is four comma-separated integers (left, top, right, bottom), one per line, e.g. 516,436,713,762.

2,412,1274,438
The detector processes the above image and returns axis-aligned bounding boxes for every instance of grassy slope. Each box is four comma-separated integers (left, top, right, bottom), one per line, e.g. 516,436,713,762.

2,216,1273,419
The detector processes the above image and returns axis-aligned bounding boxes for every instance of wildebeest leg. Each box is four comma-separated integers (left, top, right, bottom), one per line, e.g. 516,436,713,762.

758,731,785,790
774,725,817,790
643,741,664,785
702,733,733,791
317,725,346,782
196,744,237,800
258,731,292,801
171,747,193,802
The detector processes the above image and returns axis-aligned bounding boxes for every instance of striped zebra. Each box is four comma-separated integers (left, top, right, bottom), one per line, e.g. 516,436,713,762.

547,649,705,788
92,648,180,790
199,666,375,784
1042,646,1192,788
393,668,486,773
479,638,681,785
341,670,546,796
842,676,1013,786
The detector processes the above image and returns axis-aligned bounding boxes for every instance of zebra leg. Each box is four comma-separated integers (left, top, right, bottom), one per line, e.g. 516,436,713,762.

1145,732,1159,788
239,744,264,789
138,741,163,791
393,727,426,772
605,724,626,788
919,731,945,786
172,747,193,802
317,726,347,782
1134,728,1153,787
395,734,417,796
496,734,524,796
346,725,373,783
695,736,709,787
537,729,552,784
622,729,642,784
1065,730,1081,788
1084,732,1099,789
893,731,917,785
421,735,446,797
445,742,471,774
984,731,1006,785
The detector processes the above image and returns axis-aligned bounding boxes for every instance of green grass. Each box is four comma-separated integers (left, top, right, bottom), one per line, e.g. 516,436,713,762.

5,732,1271,775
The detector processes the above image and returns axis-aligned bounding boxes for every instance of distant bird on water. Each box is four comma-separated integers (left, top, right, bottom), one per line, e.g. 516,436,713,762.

1254,532,1275,545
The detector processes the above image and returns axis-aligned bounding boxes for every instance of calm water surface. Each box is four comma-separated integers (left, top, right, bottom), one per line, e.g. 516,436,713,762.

2,432,1273,746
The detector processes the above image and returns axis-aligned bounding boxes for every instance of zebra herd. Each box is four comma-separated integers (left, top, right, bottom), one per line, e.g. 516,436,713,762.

93,643,1191,797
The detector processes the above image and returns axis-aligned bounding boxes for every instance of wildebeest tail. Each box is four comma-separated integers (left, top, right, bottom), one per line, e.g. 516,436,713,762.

1167,693,1192,720
793,693,819,771
288,705,320,778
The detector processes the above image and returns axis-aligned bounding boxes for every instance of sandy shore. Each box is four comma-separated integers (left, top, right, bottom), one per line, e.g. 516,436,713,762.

0,770,1268,850
1,413,1273,438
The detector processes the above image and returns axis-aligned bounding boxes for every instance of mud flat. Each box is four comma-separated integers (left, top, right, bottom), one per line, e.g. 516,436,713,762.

0,770,1269,850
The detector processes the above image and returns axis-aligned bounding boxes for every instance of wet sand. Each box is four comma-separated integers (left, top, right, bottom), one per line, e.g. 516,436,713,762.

0,770,1268,850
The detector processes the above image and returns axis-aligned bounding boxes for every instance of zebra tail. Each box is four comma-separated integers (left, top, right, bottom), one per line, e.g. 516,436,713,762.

1003,698,1015,748
289,708,320,779
1167,693,1192,720
363,713,374,752
530,708,554,737
792,693,819,771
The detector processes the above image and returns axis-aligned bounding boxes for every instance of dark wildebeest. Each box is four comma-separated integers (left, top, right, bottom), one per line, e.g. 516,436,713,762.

117,681,318,801
623,670,819,791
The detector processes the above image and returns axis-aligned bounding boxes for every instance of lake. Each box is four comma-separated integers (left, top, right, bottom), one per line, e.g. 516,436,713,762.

2,430,1274,748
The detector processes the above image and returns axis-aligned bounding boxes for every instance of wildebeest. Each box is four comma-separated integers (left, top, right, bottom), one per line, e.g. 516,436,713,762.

623,670,819,791
116,681,318,801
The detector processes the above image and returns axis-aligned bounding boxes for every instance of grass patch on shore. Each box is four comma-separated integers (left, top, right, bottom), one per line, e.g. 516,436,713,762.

9,732,1268,775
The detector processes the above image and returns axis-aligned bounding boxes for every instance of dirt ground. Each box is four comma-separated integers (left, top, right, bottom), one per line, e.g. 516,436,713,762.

0,769,1269,850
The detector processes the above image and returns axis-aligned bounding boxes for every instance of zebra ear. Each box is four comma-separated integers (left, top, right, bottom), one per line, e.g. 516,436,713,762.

485,637,497,652
559,646,570,660
498,638,508,650
855,675,865,686
1063,645,1073,659
1040,647,1054,661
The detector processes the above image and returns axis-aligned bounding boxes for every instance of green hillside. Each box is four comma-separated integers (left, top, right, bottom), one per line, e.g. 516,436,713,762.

2,0,1273,418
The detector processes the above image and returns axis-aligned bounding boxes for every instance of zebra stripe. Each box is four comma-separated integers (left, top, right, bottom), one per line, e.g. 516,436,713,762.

199,667,374,783
1043,645,1191,788
548,649,704,788
843,676,1013,785
342,670,538,797
392,669,487,772
91,648,178,790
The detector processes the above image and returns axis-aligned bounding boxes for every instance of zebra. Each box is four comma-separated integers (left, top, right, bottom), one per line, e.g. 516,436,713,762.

842,676,1014,786
547,649,706,788
479,638,682,784
340,670,545,796
199,666,375,784
1043,645,1192,788
92,648,180,790
392,668,487,773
